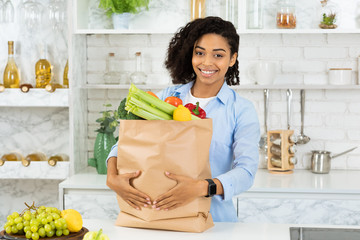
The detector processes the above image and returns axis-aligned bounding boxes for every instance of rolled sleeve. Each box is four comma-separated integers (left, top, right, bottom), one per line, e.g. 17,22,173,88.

106,143,118,167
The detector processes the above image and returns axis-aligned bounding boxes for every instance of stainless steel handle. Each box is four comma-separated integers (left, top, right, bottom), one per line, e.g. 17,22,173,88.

300,89,305,134
332,146,358,159
264,89,269,133
286,89,292,130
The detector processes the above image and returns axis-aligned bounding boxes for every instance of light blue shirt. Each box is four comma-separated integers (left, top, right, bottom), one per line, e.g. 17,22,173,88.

108,81,260,222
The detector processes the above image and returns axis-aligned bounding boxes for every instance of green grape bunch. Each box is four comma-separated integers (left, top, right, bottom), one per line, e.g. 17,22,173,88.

3,202,70,240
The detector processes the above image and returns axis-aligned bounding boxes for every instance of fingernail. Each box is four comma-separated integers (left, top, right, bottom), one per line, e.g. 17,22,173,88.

147,201,151,205
156,208,160,211
165,209,168,211
146,197,150,201
165,171,169,175
153,201,157,204
144,204,147,207
136,207,140,210
152,205,156,209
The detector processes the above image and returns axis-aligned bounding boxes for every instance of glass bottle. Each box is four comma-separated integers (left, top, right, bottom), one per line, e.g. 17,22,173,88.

270,156,297,168
104,53,119,84
130,52,147,85
3,41,20,88
190,0,206,21
35,44,52,88
0,152,23,166
247,0,263,29
45,66,63,92
63,59,69,88
48,153,69,166
276,0,296,29
22,152,47,167
0,84,5,92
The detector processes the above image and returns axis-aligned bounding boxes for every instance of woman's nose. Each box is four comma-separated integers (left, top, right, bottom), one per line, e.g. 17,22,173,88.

203,55,213,66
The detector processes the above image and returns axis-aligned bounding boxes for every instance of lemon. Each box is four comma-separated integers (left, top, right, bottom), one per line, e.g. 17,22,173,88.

173,105,191,121
60,209,83,232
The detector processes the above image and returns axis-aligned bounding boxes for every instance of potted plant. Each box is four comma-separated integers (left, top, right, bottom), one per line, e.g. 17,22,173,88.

319,12,337,29
88,103,119,174
98,0,150,29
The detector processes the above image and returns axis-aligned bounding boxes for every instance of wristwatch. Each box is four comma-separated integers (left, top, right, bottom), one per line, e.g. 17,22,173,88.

205,179,216,197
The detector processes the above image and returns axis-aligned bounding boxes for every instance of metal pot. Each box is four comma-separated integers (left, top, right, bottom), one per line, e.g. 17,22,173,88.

311,147,358,174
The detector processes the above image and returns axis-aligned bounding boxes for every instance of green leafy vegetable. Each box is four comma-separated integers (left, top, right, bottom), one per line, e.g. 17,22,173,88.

118,98,143,120
125,84,200,120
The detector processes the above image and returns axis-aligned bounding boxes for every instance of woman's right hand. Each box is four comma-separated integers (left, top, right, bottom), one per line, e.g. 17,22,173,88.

106,157,151,210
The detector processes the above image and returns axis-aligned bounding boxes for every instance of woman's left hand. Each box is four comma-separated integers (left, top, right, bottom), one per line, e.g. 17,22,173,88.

152,172,207,211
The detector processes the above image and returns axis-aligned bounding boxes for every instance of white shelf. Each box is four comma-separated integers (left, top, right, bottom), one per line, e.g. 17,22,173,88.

75,29,176,35
0,161,70,180
83,84,360,90
239,28,360,34
0,89,69,107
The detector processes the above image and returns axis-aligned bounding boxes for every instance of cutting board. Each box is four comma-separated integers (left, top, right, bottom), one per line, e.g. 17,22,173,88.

0,227,88,240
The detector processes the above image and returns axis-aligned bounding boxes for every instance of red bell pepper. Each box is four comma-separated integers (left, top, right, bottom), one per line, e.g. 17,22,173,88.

184,102,206,119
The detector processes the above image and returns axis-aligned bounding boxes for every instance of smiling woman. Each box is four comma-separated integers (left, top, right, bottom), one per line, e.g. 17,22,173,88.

106,16,260,223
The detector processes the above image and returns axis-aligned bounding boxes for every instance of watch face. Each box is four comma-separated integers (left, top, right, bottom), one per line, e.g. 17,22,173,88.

209,182,216,196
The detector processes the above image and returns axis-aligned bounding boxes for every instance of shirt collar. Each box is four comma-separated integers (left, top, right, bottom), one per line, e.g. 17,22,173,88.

174,80,232,105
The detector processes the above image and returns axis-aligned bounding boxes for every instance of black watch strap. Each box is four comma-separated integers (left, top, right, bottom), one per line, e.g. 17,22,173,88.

205,179,216,198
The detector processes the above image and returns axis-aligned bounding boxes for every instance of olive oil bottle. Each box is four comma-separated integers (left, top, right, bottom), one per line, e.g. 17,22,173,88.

22,152,47,167
0,152,24,166
35,44,52,88
3,41,20,88
48,154,69,166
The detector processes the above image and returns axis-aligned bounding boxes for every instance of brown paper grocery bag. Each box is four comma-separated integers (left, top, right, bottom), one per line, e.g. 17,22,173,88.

115,119,214,232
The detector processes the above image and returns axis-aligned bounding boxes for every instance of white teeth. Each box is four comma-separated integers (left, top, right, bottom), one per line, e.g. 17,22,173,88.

201,70,215,74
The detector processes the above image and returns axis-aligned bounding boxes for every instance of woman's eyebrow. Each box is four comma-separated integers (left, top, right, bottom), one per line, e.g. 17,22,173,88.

195,46,226,52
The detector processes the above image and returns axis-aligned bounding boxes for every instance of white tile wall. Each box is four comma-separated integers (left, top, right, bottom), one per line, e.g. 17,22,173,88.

86,33,360,171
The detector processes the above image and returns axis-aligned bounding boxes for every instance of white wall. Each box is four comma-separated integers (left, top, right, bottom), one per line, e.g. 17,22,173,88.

86,33,360,171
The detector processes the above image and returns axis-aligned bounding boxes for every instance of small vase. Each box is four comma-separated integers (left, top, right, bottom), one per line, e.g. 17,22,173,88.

112,12,131,29
88,132,116,174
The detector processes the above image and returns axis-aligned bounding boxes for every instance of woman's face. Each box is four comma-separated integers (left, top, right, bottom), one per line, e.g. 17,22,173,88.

192,33,237,88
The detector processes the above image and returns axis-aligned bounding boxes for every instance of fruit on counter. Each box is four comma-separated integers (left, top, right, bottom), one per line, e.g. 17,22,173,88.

3,202,70,239
173,105,192,121
165,96,183,107
83,228,110,240
184,102,206,119
60,209,83,232
124,84,200,120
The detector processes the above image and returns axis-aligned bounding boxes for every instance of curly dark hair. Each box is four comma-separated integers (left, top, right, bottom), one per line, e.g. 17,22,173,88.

165,16,240,86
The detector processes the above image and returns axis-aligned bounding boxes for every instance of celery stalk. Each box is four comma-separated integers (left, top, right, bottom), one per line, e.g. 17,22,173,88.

125,84,201,120
127,96,172,120
128,84,176,115
125,106,172,120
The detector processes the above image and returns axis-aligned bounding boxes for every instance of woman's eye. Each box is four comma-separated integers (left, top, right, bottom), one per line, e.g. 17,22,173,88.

214,54,223,58
195,51,204,56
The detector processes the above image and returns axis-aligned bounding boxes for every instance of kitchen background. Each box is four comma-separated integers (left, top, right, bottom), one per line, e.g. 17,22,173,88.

1,0,360,227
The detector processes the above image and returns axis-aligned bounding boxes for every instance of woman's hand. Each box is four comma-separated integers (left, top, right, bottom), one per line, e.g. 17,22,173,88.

152,172,208,211
106,157,151,210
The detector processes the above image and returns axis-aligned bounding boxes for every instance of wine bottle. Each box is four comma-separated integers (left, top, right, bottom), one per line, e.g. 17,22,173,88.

0,152,23,166
3,41,20,88
22,152,47,167
63,59,69,88
35,44,52,88
48,154,69,166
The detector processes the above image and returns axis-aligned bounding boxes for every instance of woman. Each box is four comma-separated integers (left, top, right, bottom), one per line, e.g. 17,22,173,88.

107,16,260,222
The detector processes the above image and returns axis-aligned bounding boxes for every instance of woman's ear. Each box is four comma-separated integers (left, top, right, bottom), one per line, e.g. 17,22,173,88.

229,52,238,67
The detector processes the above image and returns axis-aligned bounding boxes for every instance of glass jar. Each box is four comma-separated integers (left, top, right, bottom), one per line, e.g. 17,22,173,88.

247,0,263,29
276,0,296,29
190,0,206,21
319,0,338,29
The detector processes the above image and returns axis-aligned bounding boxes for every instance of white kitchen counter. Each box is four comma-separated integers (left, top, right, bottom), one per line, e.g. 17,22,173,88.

59,168,360,224
60,167,360,195
83,218,360,240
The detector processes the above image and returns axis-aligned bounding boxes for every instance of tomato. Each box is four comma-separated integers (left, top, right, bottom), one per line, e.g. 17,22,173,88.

165,96,183,107
146,91,158,98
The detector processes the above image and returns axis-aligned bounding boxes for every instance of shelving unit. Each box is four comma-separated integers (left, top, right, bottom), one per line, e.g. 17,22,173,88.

0,89,69,107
